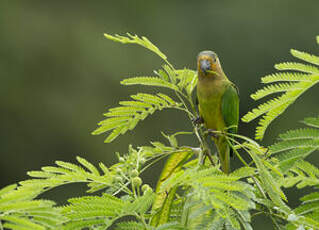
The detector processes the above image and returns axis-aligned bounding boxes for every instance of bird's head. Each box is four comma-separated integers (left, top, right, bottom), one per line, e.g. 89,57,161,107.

197,50,222,77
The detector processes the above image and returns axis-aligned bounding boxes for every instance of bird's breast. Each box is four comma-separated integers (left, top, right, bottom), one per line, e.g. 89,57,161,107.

197,79,227,131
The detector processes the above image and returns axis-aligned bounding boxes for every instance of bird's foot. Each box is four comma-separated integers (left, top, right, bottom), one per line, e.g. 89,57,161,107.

192,116,204,125
206,129,219,138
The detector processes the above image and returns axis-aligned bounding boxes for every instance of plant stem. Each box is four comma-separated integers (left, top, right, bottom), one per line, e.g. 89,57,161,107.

113,182,131,196
175,91,194,119
140,152,172,174
225,137,250,167
135,212,150,230
221,132,282,229
252,177,281,229
174,107,196,118
193,126,215,165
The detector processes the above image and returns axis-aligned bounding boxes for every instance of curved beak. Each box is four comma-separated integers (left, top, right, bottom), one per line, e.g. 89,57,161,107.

200,59,211,74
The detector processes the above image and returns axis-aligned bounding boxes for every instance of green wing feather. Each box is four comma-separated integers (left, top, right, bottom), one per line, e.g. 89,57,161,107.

222,82,239,135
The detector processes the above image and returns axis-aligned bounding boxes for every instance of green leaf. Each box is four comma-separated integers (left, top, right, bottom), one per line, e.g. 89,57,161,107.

76,156,100,176
278,127,319,140
270,139,319,154
275,62,319,74
104,33,169,63
62,192,155,230
151,150,193,227
0,184,62,230
23,157,114,195
0,184,17,197
291,49,319,66
242,37,319,140
280,160,319,189
2,216,45,230
121,76,178,91
93,93,181,143
251,82,299,100
261,72,312,83
290,192,319,229
269,118,319,173
243,143,289,211
276,147,317,173
303,115,319,128
114,221,145,230
127,190,155,214
175,69,197,95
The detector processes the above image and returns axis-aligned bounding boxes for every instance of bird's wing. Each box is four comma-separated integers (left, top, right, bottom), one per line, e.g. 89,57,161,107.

221,82,239,134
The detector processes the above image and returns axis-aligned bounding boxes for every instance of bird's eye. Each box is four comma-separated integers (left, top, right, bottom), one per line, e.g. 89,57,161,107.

210,55,216,63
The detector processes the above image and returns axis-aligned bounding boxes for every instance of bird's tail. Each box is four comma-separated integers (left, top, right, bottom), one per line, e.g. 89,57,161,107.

215,136,230,174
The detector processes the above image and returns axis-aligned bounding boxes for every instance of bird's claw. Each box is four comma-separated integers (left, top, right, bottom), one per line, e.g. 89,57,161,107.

206,129,219,138
192,116,204,125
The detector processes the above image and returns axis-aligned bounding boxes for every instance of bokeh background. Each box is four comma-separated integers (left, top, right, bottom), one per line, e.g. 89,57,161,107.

1,0,318,228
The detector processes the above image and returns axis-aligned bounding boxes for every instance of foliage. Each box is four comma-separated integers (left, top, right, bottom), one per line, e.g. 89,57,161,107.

92,92,182,143
1,33,319,230
269,116,319,173
0,184,63,230
242,36,319,140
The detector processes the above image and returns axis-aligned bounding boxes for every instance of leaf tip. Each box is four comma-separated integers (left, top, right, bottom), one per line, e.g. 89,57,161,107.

91,130,99,135
76,156,83,162
104,33,111,39
290,49,297,55
274,63,281,70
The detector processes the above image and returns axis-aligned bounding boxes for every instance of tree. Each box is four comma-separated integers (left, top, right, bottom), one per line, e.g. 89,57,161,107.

1,33,319,230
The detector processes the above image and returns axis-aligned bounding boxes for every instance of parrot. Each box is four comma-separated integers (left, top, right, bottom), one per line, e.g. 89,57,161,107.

196,50,239,174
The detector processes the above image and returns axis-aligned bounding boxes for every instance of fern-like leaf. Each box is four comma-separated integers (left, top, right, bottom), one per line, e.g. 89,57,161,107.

175,69,197,95
160,166,256,228
251,82,300,100
104,33,169,64
291,49,319,66
303,115,319,128
0,185,63,230
155,222,185,230
126,190,155,214
151,150,193,227
269,116,319,172
121,67,197,96
242,37,319,139
93,93,181,143
261,72,312,83
121,76,179,91
244,78,319,140
279,160,319,189
285,192,319,229
275,62,319,74
249,151,288,210
114,221,145,230
296,192,319,215
22,156,113,194
62,191,155,230
61,194,123,229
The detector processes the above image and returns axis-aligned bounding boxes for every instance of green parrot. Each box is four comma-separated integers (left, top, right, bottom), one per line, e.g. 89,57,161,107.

196,50,239,174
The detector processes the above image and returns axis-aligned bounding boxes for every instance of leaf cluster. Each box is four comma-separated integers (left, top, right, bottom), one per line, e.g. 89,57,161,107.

242,37,319,140
1,34,319,230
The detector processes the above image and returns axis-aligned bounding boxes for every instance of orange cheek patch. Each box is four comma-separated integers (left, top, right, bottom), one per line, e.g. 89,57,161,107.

211,63,217,71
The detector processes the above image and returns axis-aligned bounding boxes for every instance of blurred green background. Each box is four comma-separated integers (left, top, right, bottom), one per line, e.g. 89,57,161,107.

1,0,318,228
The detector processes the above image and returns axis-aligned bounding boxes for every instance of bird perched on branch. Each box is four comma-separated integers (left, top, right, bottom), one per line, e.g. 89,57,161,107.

196,51,239,173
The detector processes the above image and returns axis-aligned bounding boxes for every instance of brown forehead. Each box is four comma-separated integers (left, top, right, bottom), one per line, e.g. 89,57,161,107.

197,51,217,61
198,55,213,60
